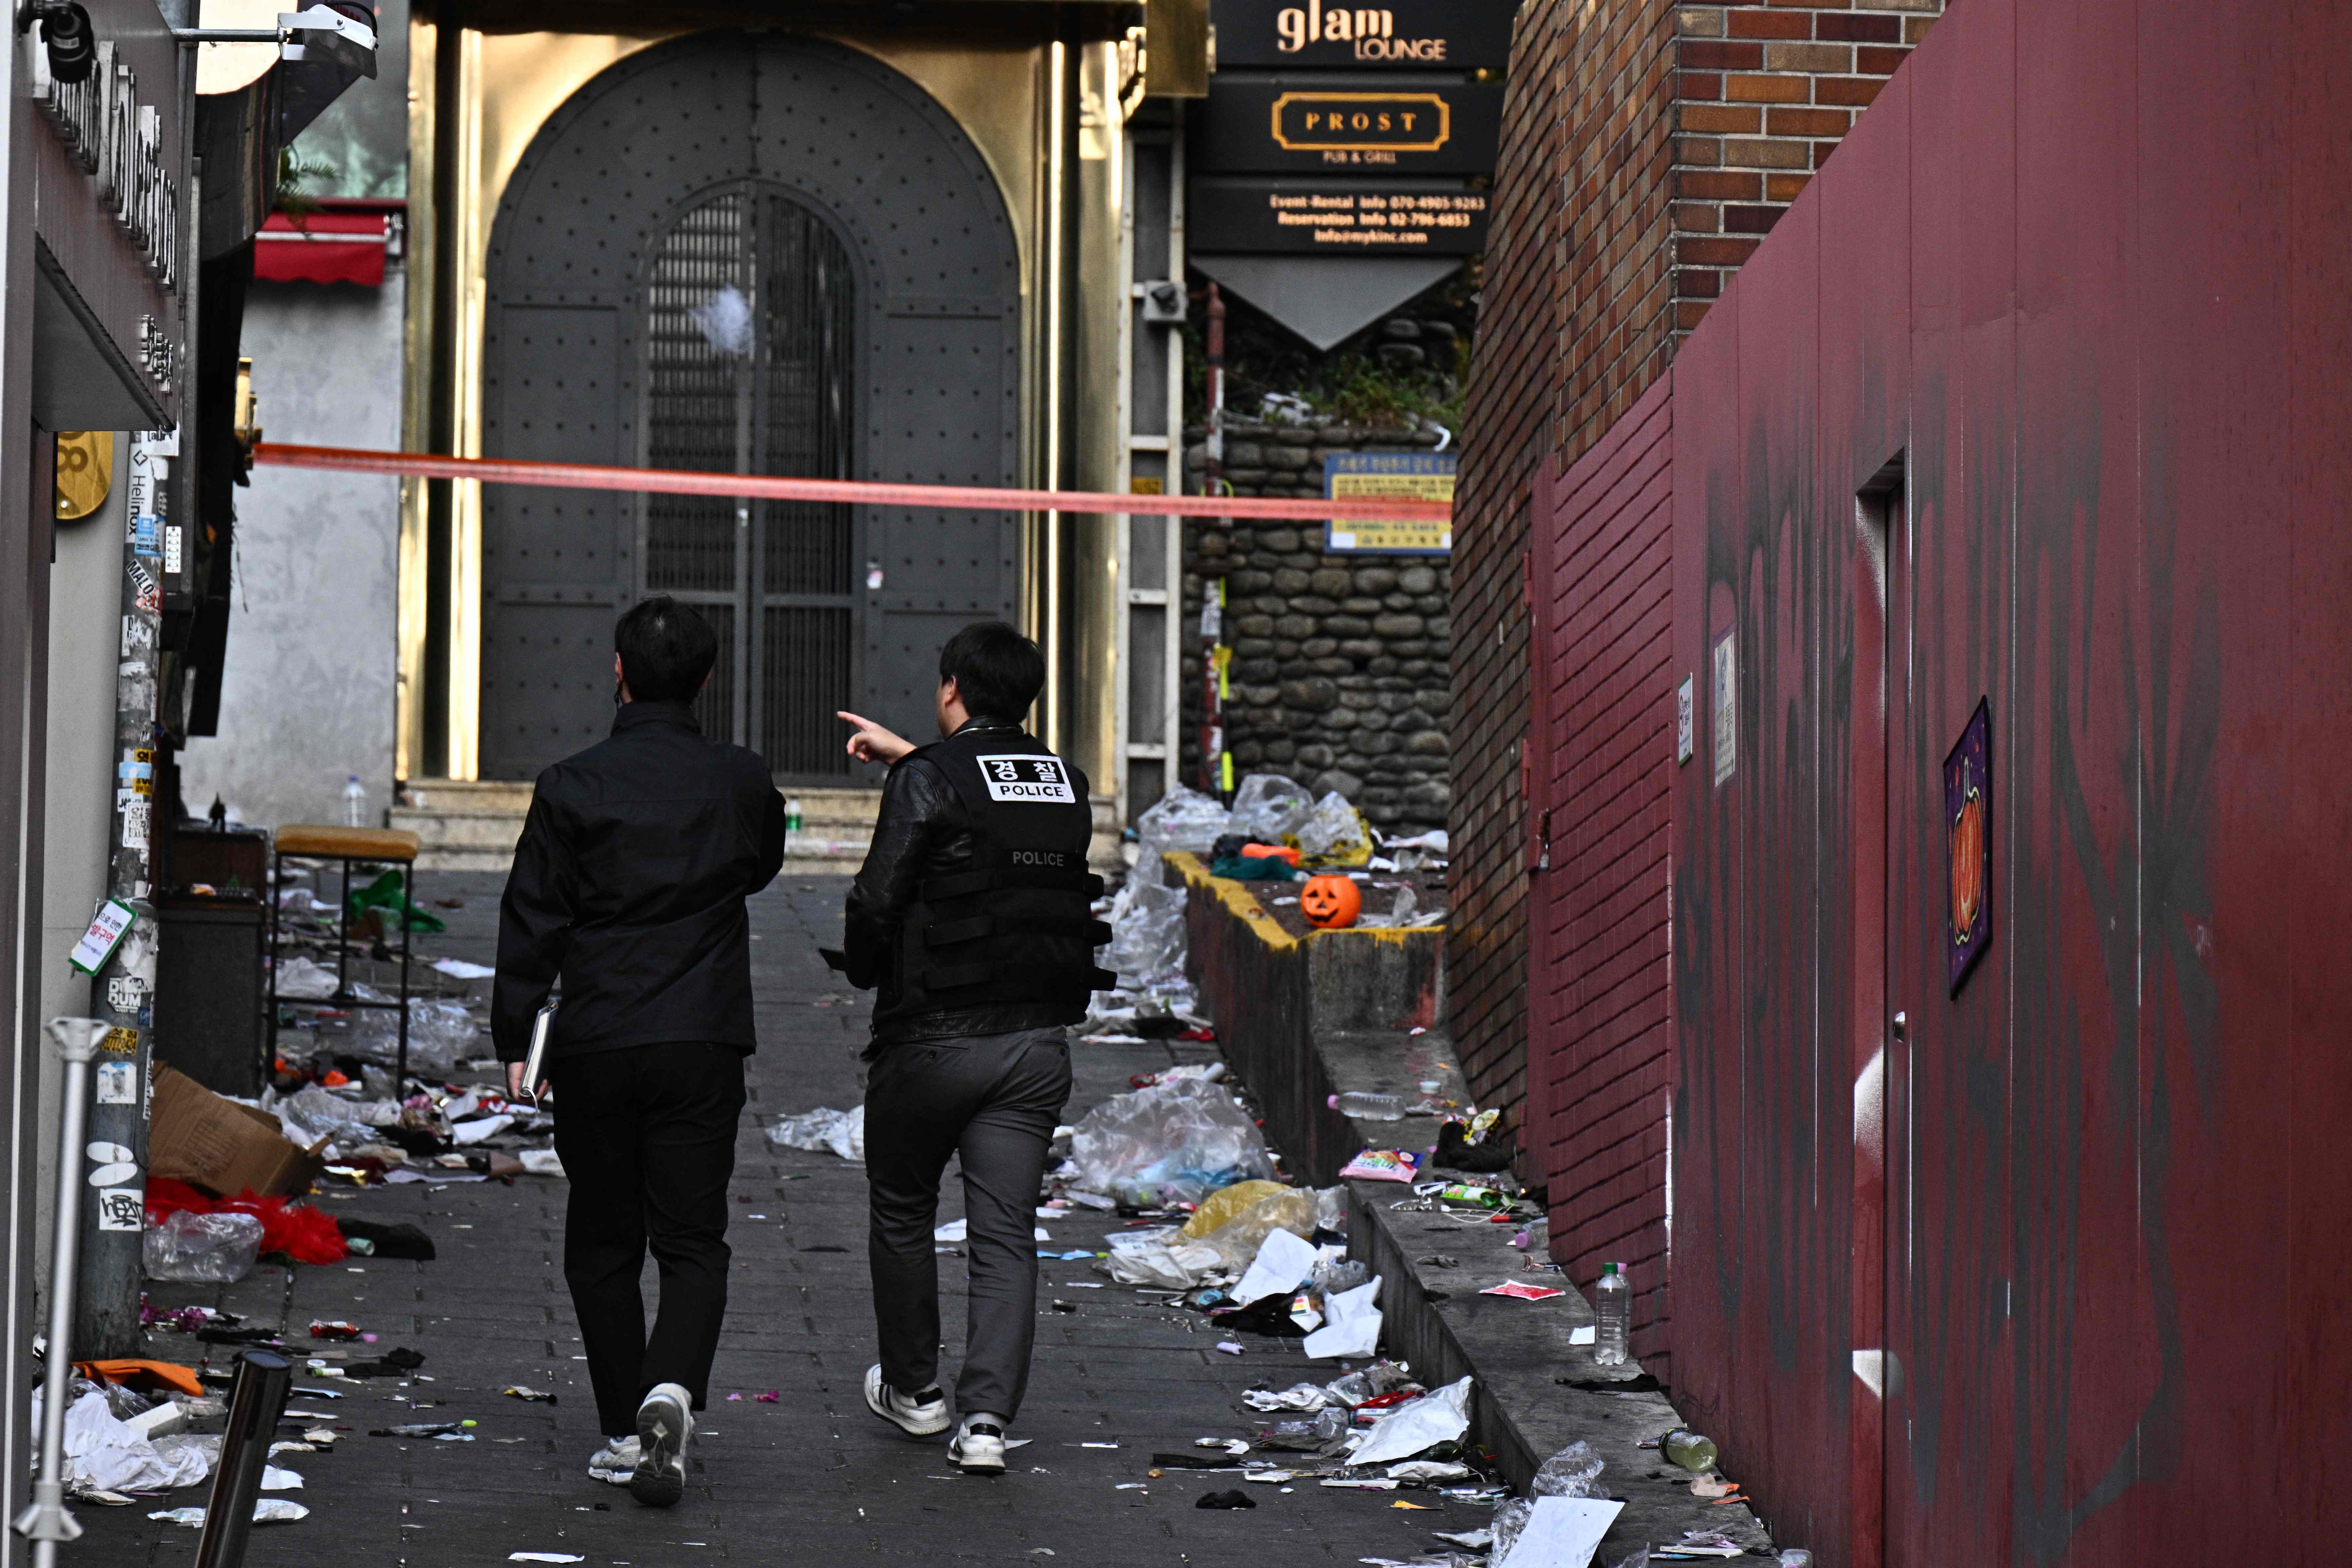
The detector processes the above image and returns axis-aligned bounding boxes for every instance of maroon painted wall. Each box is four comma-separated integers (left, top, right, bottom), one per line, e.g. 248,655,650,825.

1652,0,2352,1563
1526,377,1679,1375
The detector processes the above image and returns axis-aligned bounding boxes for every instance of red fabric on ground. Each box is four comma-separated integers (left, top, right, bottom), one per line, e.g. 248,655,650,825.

145,1177,349,1265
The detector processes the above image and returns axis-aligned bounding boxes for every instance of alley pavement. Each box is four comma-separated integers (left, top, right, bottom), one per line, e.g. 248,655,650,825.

74,875,1491,1565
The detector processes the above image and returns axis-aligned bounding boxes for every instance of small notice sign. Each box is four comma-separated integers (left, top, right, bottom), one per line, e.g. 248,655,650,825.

69,898,138,976
1323,453,1454,555
976,755,1076,804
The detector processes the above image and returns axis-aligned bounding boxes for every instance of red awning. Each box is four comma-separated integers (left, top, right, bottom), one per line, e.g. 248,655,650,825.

252,204,400,286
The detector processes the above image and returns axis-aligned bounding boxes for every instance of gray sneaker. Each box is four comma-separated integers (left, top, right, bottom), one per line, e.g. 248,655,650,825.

864,1365,951,1438
588,1435,638,1486
631,1382,692,1507
948,1413,1009,1475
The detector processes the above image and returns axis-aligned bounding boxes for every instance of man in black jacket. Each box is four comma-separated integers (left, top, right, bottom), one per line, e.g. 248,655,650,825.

834,621,1112,1474
494,596,785,1507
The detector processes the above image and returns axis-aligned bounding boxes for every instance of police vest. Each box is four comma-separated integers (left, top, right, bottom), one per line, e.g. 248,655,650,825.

886,725,1116,1019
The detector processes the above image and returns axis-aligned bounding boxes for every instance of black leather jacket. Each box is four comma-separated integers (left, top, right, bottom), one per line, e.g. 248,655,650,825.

494,700,786,1062
843,717,1088,1050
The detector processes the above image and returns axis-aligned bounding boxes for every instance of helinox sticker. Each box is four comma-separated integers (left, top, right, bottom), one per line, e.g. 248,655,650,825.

977,754,1075,804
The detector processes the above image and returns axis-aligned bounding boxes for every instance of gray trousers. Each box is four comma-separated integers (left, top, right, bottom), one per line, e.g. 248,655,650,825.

864,1026,1073,1420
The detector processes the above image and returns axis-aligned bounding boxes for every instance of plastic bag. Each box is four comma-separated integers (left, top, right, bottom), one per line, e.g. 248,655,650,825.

1182,1180,1289,1238
1348,1373,1471,1465
271,1085,393,1149
1532,1439,1605,1498
272,956,339,1001
1314,1184,1349,1235
142,1210,264,1283
765,1105,864,1162
338,992,477,1075
1492,1499,1534,1565
1103,879,1191,992
1299,790,1375,864
1197,1187,1319,1270
1066,1075,1275,1207
1228,774,1315,842
1104,1235,1224,1289
1132,783,1233,886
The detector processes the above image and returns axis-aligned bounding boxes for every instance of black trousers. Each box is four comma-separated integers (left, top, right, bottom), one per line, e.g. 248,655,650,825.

865,1026,1073,1421
552,1042,747,1438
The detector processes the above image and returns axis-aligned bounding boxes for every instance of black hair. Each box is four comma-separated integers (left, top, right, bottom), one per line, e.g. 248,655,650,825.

939,620,1045,722
615,595,718,704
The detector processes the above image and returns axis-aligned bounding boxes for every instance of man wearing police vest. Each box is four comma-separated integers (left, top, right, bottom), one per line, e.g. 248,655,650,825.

833,621,1113,1474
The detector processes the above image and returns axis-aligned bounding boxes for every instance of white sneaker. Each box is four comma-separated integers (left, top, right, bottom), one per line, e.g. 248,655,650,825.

631,1382,693,1507
588,1435,639,1486
948,1412,1009,1475
865,1365,952,1437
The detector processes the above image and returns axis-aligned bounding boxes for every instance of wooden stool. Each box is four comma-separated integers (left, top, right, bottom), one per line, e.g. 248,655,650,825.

269,826,426,1084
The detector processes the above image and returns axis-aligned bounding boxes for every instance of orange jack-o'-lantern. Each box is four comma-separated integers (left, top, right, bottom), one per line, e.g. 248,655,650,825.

1299,873,1362,929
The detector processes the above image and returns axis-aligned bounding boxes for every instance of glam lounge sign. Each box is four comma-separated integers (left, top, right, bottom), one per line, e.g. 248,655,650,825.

1214,0,1515,71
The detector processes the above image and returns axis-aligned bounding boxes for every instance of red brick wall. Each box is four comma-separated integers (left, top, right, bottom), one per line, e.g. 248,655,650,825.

1670,1,1942,333
1451,0,1942,1187
1446,0,1570,1139
1526,374,1678,1370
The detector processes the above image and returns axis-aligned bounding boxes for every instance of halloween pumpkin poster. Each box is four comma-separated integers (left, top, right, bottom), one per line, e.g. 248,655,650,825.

1945,697,1992,994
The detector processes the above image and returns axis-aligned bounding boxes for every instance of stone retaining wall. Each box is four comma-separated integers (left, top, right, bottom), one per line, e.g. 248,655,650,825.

1179,419,1452,830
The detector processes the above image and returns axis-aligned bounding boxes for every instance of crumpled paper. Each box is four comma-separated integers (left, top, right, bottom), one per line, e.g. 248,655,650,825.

765,1105,864,1162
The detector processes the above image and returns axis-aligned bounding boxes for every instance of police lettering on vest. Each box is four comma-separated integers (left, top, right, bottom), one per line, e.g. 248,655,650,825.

876,725,1116,1030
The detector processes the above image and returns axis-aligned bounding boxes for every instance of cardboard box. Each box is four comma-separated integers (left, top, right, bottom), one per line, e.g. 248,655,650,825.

149,1064,325,1198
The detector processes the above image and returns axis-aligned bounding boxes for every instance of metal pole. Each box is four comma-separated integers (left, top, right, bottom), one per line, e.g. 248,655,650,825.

80,427,171,1358
1199,284,1227,795
14,1018,110,1563
191,1349,292,1568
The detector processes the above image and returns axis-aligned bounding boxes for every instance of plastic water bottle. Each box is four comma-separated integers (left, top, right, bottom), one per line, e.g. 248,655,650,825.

341,775,367,828
1328,1091,1404,1122
1593,1261,1631,1365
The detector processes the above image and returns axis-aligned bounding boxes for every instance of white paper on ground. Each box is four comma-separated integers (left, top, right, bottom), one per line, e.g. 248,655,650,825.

432,958,497,979
1495,1496,1623,1568
260,1465,303,1490
1346,1374,1473,1467
1569,1325,1596,1345
1232,1228,1320,1307
507,1555,586,1564
1301,1275,1384,1359
451,1115,514,1146
518,1148,565,1177
934,1219,967,1242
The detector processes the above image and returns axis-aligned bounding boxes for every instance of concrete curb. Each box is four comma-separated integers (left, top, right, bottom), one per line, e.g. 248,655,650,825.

1171,854,1775,1560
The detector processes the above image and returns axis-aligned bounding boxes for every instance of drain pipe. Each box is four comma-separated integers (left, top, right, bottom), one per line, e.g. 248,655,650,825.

14,1017,109,1563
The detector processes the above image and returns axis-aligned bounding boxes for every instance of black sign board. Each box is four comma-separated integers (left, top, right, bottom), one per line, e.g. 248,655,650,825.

1211,0,1517,71
1190,177,1489,255
1196,75,1503,174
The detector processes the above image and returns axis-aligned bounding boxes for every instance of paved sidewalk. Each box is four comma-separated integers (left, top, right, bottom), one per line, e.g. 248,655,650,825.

74,876,1493,1566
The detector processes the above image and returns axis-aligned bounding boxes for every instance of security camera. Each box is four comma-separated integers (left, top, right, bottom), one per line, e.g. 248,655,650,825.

16,0,95,84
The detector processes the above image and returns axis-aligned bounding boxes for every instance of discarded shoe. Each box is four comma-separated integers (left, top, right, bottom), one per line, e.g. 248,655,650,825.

865,1365,951,1438
587,1436,638,1486
631,1383,692,1507
949,1413,1009,1475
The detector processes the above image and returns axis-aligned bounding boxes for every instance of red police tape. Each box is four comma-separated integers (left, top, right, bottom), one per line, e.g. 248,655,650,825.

252,443,1454,525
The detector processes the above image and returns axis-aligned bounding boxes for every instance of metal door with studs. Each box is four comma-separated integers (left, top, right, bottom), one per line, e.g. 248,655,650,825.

478,31,1023,781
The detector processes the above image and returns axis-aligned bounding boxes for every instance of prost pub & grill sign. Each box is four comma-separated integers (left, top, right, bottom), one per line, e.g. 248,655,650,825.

1194,0,1510,258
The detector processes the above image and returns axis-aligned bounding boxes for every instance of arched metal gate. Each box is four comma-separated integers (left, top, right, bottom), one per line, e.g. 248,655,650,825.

477,32,1023,781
